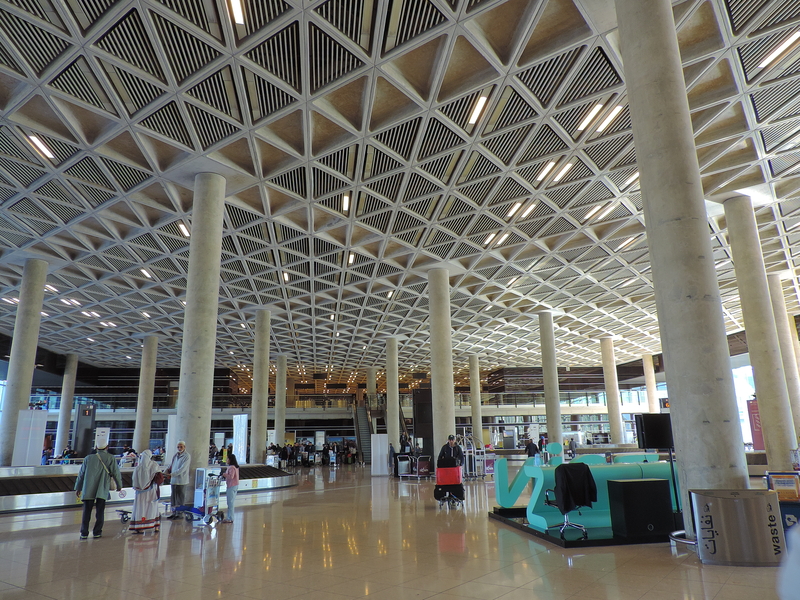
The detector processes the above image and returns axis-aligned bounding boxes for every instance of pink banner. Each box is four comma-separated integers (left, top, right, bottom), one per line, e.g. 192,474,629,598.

747,398,764,451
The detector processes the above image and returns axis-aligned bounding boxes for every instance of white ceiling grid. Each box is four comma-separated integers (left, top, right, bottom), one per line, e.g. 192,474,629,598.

0,0,797,387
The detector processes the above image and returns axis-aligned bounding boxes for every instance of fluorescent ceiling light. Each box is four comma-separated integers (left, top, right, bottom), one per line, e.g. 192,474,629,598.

45,284,58,292
81,311,91,317
142,312,150,318
87,338,95,342
507,202,522,217
483,232,496,246
343,194,350,212
178,222,190,237
348,252,354,264
596,203,616,221
468,96,488,125
70,299,81,306
91,311,100,317
283,272,289,282
387,291,393,298
241,323,246,328
623,171,640,187
496,232,510,246
508,277,518,286
616,236,636,251
583,204,604,221
61,299,72,306
140,268,151,278
40,312,48,317
537,161,556,181
519,202,537,219
578,104,604,131
759,30,800,68
2,298,15,304
596,106,623,132
553,162,573,182
329,314,335,320
28,135,54,159
230,0,245,24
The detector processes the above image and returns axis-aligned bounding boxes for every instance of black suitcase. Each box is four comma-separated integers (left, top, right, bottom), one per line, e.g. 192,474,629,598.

434,484,465,501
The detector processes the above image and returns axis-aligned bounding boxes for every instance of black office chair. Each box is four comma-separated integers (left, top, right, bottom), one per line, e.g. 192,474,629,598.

544,462,598,539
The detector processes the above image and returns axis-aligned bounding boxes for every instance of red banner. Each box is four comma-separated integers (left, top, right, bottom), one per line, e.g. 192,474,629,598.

747,398,764,451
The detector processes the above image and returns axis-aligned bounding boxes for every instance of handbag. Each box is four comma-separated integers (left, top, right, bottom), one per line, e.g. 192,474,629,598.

99,455,117,491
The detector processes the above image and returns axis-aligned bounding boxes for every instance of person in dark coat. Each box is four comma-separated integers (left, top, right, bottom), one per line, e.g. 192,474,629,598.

525,439,540,457
437,435,464,466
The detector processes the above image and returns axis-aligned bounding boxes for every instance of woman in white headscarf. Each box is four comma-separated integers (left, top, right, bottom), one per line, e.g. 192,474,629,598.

130,449,161,534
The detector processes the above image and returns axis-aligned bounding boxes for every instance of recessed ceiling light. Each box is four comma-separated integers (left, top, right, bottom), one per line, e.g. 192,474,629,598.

28,135,54,159
45,285,58,293
348,253,354,264
230,0,245,24
759,30,800,68
483,232,496,246
2,298,15,305
596,106,623,132
283,272,289,282
583,204,604,222
507,202,522,217
596,203,616,221
553,163,573,182
615,236,636,251
496,232,510,246
178,222,190,237
519,202,537,219
622,171,640,187
40,312,48,317
578,104,604,131
468,96,488,125
343,194,350,213
537,162,557,181
140,268,151,278
142,311,150,318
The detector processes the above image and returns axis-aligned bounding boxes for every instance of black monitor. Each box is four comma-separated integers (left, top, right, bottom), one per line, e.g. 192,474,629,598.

635,413,674,449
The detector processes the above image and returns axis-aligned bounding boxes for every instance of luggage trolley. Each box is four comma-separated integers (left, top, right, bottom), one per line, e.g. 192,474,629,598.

174,468,225,525
434,465,465,509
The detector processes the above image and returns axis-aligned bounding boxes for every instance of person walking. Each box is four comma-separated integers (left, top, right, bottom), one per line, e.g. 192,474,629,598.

130,449,162,534
221,453,240,523
165,441,190,518
74,433,122,540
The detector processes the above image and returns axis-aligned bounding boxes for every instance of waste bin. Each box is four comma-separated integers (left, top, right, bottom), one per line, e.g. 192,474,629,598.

690,489,786,566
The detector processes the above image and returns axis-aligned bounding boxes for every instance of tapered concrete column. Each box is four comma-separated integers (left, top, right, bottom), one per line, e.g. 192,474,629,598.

538,311,562,446
366,367,378,405
132,336,159,452
768,275,800,437
642,354,659,413
0,258,47,466
428,268,456,445
386,338,400,450
791,318,800,374
468,354,483,447
274,355,287,445
54,353,78,456
175,173,226,473
600,337,624,444
616,0,748,529
724,195,796,469
250,310,271,464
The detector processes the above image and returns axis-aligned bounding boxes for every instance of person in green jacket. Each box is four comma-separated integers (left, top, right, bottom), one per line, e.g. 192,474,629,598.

74,444,122,539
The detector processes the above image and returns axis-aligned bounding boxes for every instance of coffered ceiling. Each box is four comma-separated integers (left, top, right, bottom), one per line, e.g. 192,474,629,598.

0,0,799,387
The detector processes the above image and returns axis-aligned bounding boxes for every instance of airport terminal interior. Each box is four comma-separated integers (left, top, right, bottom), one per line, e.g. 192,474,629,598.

0,0,800,597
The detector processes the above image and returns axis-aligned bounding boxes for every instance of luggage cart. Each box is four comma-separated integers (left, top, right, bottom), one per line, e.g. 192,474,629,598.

397,455,415,478
174,468,224,525
434,466,464,509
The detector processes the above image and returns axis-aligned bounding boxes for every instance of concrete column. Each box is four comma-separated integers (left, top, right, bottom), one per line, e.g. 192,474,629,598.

54,353,78,456
538,311,562,446
366,366,378,407
0,258,47,466
468,354,483,447
274,354,287,445
791,317,800,375
724,195,796,469
386,338,400,450
616,0,748,525
768,275,800,438
600,337,624,444
428,268,456,445
132,336,159,452
175,173,226,473
642,354,660,413
250,310,271,464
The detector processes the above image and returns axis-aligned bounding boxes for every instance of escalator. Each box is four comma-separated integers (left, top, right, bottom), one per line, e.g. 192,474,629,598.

353,405,372,464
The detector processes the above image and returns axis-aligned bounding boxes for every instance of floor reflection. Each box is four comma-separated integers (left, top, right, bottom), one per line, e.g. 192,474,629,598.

0,464,781,600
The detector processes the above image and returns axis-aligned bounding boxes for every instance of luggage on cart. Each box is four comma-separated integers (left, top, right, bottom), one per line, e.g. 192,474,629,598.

314,453,322,465
435,466,464,508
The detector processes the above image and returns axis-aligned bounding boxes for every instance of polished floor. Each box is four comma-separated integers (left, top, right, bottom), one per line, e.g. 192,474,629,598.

0,465,782,600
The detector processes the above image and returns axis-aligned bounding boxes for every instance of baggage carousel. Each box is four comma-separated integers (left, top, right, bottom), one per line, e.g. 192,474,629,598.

0,464,298,513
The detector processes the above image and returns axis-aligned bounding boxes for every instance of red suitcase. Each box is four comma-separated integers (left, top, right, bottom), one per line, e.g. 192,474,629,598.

436,466,462,485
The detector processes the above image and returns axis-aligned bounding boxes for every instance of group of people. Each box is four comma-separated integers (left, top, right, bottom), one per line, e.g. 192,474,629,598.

73,440,241,539
270,440,359,467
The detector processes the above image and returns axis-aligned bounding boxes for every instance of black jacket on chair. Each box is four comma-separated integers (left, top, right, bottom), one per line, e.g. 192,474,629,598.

554,462,597,514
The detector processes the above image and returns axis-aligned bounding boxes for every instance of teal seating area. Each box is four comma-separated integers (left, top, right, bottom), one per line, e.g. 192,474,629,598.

493,457,679,533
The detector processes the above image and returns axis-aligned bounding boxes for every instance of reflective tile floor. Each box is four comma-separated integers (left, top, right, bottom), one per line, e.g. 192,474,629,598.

0,465,782,599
